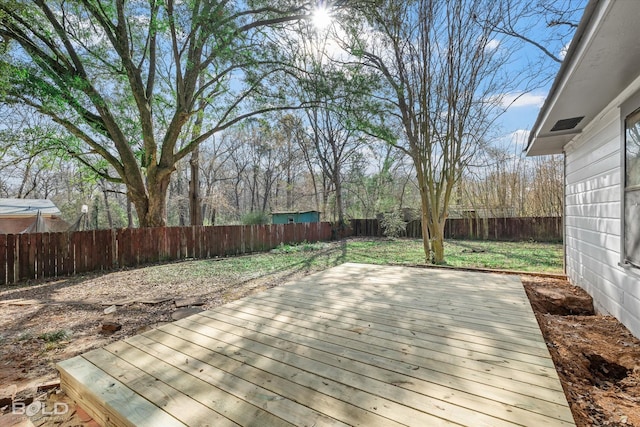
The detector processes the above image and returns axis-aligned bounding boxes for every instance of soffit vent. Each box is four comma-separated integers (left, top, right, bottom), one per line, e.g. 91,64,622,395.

550,116,584,132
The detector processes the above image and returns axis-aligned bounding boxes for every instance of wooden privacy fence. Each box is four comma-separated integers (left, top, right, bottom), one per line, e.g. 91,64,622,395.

351,217,562,242
0,222,333,285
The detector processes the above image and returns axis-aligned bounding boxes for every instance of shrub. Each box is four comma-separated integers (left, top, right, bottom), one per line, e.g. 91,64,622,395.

380,210,406,238
242,211,270,225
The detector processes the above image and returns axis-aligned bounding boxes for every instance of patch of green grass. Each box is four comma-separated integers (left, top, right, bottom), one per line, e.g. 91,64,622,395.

141,238,562,285
337,238,562,273
271,241,327,254
443,240,563,273
142,241,340,285
17,331,33,341
39,330,68,343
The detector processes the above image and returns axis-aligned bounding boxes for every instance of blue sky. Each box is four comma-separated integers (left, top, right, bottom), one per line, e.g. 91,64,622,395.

488,0,588,150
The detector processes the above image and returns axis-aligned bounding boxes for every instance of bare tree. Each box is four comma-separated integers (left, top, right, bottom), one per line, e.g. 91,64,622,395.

344,0,513,262
490,0,585,64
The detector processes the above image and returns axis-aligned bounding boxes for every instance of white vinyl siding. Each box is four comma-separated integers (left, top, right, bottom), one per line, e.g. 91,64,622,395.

564,83,640,338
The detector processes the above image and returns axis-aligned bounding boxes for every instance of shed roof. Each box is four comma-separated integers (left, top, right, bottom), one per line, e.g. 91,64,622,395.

526,0,640,156
0,198,62,217
271,210,321,215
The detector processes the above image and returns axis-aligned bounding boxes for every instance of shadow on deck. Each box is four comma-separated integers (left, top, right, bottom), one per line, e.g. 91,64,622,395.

57,262,575,426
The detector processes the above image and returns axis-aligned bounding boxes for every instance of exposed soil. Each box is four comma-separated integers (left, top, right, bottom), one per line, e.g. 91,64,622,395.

523,277,640,427
0,263,639,426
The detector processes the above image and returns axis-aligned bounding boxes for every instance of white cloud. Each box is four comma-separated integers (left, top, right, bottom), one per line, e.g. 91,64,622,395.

510,129,530,145
559,41,571,60
492,129,531,150
485,39,500,52
499,92,546,109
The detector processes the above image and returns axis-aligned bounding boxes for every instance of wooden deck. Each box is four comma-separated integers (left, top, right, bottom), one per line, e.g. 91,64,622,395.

57,263,575,427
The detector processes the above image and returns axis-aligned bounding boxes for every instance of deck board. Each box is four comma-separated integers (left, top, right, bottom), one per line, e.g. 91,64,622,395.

57,263,576,426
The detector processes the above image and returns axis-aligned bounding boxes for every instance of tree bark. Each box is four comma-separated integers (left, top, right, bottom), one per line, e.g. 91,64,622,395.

129,170,172,228
419,184,432,262
102,186,114,229
189,147,202,226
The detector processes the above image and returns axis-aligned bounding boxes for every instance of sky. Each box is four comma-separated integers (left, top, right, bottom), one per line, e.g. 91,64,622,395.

309,1,586,154
489,0,588,151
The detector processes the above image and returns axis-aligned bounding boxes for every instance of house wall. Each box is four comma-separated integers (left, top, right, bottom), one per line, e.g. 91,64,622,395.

564,76,640,338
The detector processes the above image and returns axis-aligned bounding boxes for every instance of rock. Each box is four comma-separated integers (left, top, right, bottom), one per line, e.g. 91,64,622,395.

103,305,117,315
0,384,17,408
137,297,172,305
101,299,135,306
36,381,60,393
174,298,205,308
101,322,122,334
171,307,203,321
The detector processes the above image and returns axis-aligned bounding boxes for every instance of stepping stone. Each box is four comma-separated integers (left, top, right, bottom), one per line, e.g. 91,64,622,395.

171,307,203,321
137,297,172,305
101,322,122,334
174,297,205,308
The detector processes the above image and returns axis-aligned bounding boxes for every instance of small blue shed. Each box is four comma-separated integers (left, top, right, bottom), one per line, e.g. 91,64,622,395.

271,211,321,225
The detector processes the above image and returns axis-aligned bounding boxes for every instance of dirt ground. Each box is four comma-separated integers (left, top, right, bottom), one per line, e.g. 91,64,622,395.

0,264,639,426
523,277,640,426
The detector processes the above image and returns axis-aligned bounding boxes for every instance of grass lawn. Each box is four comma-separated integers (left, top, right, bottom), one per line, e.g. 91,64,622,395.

141,238,563,286
344,238,563,273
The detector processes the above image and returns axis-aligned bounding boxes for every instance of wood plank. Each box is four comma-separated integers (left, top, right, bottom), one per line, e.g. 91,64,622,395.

287,275,533,308
18,233,31,281
255,287,543,341
65,232,76,275
57,264,575,427
103,340,292,427
214,300,565,390
273,285,541,334
28,232,37,279
35,233,44,279
42,233,54,278
126,333,348,427
6,234,16,284
83,347,241,427
57,356,186,427
147,325,407,427
293,268,530,299
153,324,447,427
0,234,6,285
211,300,555,375
93,230,103,270
226,296,552,360
187,310,571,419
247,293,549,352
171,314,572,426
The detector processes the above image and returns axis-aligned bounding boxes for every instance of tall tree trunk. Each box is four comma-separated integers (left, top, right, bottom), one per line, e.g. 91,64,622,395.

189,147,202,226
286,138,294,210
130,172,171,227
334,171,345,225
127,195,134,228
419,187,432,262
428,218,446,264
102,187,114,229
189,75,205,226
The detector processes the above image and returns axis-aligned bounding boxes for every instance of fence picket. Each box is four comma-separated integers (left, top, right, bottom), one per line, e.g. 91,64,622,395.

0,219,558,286
18,234,30,281
0,234,6,285
350,217,561,242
